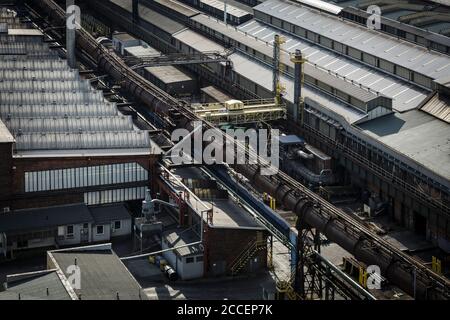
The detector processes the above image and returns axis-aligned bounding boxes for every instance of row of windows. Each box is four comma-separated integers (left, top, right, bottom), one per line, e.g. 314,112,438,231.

84,187,147,205
342,11,450,55
255,11,434,89
24,162,148,192
186,255,203,264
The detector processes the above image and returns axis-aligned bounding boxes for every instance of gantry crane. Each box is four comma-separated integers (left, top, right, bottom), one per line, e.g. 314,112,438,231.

190,35,290,126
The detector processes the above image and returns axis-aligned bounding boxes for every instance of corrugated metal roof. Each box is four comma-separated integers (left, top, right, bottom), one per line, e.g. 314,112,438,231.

200,0,251,18
229,52,367,124
296,0,342,15
14,131,151,151
420,92,450,123
173,28,226,52
0,19,153,155
0,103,118,118
0,69,79,81
153,0,200,17
4,116,134,134
138,3,186,35
0,90,105,105
0,79,91,92
236,19,428,112
254,0,450,81
0,59,68,70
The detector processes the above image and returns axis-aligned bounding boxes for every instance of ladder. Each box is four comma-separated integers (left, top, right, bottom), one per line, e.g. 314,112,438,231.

230,240,266,276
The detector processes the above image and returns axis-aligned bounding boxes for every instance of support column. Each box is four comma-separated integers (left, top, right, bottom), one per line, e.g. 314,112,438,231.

132,0,139,23
66,0,77,69
290,49,306,124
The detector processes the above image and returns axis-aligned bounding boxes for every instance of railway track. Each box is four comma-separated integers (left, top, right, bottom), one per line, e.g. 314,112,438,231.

27,0,450,300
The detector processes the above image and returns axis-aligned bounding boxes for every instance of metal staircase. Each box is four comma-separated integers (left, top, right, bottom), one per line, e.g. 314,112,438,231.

230,240,266,276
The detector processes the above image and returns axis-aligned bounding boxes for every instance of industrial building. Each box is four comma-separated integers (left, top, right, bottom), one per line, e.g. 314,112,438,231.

0,243,147,300
0,203,132,259
0,0,449,302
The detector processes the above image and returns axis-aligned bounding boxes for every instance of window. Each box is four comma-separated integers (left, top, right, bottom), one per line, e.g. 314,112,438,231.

83,223,89,229
96,225,104,235
114,221,121,230
196,256,203,262
186,257,194,264
66,225,74,237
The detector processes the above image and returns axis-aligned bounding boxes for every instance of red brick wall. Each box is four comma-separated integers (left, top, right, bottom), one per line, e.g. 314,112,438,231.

7,154,160,209
0,143,13,209
205,226,268,275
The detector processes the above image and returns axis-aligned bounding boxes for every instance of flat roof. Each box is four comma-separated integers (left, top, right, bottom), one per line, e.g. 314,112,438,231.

144,65,194,84
173,28,226,53
89,204,131,224
254,0,450,81
358,110,450,182
164,229,202,257
201,85,234,102
138,3,186,35
153,0,200,17
170,167,265,230
0,270,71,300
8,29,43,37
49,245,146,300
124,45,161,57
0,204,93,234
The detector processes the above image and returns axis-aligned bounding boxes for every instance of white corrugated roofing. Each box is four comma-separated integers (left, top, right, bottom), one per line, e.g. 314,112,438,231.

0,59,68,70
15,131,150,151
0,69,79,81
0,20,153,155
255,0,450,81
173,28,226,52
0,103,118,118
200,0,250,18
0,90,105,105
5,116,134,134
238,19,428,112
0,79,91,92
293,0,342,15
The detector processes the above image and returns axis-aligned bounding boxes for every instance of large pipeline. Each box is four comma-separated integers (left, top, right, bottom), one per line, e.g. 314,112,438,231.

29,0,449,300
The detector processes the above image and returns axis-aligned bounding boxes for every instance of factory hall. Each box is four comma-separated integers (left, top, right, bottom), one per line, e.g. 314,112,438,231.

0,0,449,303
